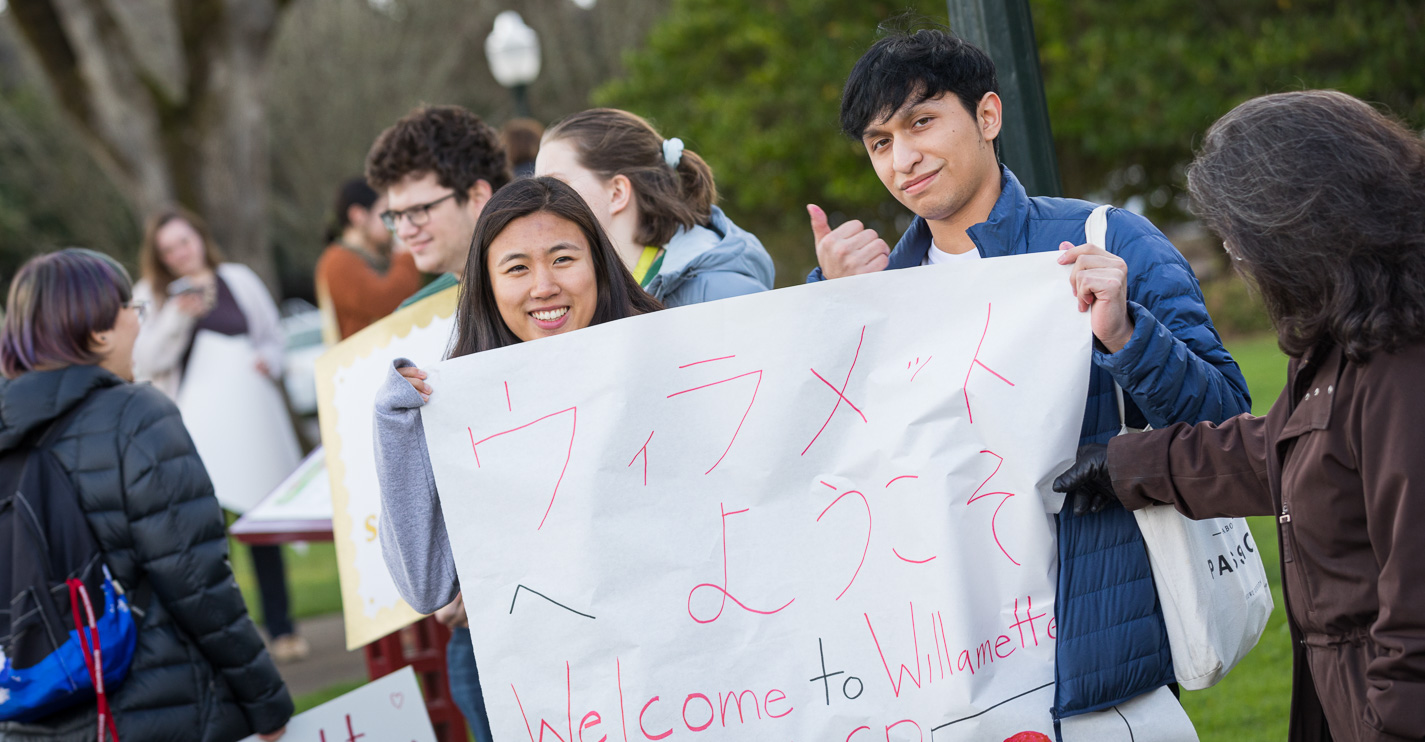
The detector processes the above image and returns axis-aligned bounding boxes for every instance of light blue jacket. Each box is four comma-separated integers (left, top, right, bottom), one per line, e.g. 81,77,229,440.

808,166,1251,723
645,206,774,307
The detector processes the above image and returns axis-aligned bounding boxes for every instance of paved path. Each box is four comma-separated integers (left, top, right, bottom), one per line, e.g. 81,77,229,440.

266,613,368,699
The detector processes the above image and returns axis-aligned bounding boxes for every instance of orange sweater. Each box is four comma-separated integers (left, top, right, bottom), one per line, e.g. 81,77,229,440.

315,245,423,340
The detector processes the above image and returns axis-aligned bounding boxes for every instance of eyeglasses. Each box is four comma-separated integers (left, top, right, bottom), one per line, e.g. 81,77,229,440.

124,299,150,323
380,192,458,232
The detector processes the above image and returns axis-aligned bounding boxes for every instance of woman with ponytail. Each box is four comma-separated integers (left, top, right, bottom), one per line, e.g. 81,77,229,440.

535,108,775,307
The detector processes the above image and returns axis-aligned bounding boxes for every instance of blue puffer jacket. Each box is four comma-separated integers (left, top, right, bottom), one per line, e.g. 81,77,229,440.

645,206,775,308
808,166,1251,722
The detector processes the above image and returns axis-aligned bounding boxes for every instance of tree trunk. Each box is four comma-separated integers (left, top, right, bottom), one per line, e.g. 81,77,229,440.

8,0,288,290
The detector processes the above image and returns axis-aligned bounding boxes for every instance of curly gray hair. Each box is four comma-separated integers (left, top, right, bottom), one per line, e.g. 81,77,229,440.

1188,90,1425,361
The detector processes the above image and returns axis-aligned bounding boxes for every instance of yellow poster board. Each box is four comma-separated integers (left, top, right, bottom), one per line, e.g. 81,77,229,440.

315,286,458,649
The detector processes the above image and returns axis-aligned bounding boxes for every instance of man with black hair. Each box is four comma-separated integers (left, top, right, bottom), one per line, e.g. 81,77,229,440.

808,27,1251,728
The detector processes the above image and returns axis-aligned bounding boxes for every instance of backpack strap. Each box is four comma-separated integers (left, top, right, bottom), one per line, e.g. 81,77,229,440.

33,396,156,619
0,398,88,505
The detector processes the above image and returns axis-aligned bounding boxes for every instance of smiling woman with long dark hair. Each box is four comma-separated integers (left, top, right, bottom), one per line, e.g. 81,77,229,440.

375,177,662,609
1055,90,1425,742
369,177,662,742
448,175,663,357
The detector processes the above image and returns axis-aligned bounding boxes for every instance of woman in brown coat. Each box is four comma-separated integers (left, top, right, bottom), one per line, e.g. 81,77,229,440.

1054,90,1425,742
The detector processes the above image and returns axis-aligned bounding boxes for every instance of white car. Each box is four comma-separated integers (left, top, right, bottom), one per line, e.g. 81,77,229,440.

279,299,324,417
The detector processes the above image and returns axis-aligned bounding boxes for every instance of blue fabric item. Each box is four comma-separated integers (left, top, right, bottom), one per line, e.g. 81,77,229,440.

447,628,494,742
0,575,136,723
806,166,1251,719
644,206,775,308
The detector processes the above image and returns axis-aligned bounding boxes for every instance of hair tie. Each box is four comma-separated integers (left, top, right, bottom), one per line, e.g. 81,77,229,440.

662,137,685,168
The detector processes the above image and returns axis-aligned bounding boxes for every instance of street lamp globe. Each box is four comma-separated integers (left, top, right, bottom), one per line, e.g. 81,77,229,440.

485,11,541,117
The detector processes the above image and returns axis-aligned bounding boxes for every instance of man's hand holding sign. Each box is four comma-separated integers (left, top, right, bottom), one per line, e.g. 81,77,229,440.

1057,240,1135,354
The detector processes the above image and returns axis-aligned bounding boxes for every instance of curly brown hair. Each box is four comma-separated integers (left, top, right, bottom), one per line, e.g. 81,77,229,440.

365,105,511,203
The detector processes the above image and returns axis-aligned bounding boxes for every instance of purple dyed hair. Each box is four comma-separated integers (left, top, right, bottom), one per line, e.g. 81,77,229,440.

1,248,133,378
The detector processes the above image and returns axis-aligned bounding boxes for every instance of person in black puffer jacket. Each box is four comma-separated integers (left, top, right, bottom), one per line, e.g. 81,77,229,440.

0,249,292,742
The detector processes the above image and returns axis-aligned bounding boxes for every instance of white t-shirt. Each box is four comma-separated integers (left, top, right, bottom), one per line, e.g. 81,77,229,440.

921,241,982,266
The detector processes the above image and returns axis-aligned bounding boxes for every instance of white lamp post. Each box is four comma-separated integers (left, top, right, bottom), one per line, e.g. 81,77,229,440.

484,11,541,118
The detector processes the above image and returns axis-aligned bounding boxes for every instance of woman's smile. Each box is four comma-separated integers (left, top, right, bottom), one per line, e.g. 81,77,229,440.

530,306,571,328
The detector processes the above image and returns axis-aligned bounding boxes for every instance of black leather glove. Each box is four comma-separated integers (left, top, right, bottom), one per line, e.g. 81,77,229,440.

1052,443,1116,516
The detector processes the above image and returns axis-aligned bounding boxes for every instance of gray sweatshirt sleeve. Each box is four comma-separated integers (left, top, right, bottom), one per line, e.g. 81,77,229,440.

373,358,459,614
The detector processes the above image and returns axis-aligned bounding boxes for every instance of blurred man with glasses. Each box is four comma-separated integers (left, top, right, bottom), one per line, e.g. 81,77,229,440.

362,104,510,741
365,105,512,308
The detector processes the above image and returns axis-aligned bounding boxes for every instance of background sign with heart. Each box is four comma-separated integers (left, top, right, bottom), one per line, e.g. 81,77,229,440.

238,666,435,742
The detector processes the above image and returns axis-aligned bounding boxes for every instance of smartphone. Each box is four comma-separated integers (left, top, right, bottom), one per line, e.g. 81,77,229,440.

167,276,204,297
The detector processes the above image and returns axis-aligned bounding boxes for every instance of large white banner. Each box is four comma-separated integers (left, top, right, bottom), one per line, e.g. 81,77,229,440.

421,254,1187,740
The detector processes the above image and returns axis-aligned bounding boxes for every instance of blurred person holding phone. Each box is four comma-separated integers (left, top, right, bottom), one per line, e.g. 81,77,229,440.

132,207,284,396
131,207,309,664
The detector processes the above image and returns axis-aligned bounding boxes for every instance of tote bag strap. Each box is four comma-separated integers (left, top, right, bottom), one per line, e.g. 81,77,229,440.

1086,203,1145,438
1115,381,1128,433
1085,204,1111,251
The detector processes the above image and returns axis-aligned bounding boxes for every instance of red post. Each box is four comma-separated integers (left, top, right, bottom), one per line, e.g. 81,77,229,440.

229,516,468,739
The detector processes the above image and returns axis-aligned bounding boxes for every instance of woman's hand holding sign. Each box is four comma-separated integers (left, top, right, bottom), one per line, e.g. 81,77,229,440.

399,364,432,403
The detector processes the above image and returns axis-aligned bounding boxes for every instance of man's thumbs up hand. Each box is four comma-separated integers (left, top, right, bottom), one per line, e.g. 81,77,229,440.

808,204,890,280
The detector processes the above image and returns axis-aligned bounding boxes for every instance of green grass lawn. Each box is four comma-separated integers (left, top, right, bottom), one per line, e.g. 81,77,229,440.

1176,333,1292,741
292,678,367,714
227,533,343,626
1227,333,1290,418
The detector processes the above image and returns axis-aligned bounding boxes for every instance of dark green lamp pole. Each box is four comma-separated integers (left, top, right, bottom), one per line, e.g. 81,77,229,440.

947,0,1063,197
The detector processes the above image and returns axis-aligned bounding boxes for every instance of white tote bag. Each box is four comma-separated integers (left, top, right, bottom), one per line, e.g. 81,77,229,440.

1087,206,1273,690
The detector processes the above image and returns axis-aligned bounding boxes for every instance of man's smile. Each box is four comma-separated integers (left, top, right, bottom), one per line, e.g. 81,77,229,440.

900,168,941,195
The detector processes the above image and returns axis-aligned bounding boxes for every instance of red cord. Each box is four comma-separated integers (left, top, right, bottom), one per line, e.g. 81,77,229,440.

67,579,120,742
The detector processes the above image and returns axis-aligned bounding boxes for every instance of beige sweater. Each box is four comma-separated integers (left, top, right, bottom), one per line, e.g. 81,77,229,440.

132,263,285,399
